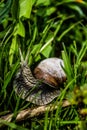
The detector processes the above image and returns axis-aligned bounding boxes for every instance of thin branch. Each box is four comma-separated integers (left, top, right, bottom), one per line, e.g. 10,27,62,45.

0,100,71,127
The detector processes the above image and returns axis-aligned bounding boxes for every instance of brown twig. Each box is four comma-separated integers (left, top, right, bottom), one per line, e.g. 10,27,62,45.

0,100,71,127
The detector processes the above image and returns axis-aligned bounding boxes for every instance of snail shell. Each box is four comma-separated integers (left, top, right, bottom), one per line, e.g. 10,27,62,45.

34,58,66,88
13,49,66,105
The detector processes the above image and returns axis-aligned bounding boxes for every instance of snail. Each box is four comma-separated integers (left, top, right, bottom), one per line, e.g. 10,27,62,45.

13,48,66,105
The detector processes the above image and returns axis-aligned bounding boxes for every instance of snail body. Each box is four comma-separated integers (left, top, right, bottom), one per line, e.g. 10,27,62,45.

14,49,66,105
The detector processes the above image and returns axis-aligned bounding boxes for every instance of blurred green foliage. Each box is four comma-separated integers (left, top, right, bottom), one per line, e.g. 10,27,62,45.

0,0,87,129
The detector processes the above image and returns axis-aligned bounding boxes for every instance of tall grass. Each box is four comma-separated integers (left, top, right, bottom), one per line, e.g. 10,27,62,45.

0,0,87,129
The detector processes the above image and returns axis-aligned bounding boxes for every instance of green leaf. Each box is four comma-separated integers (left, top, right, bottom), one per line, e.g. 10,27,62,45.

36,0,50,6
9,36,17,66
29,44,42,65
40,36,53,58
0,119,28,130
68,5,84,17
41,45,52,58
2,62,19,92
77,41,87,65
62,43,73,82
11,0,19,19
14,21,25,37
19,0,32,19
45,7,56,16
31,44,42,55
0,0,12,24
58,21,82,41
